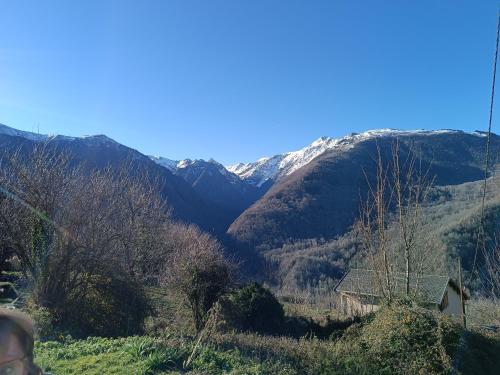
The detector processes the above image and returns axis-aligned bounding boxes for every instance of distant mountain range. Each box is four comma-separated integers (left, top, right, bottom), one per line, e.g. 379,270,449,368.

146,127,498,250
225,130,476,187
150,128,494,189
0,123,239,235
1,123,499,277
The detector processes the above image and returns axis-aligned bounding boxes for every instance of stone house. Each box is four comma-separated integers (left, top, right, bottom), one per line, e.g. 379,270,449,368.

334,269,468,317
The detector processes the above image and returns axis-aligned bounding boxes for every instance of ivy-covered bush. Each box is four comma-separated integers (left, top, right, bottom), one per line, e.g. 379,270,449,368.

334,303,462,374
220,283,285,334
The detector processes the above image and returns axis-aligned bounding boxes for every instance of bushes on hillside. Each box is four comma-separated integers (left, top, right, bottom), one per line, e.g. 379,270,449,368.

64,271,152,337
334,303,461,374
220,283,285,335
219,283,356,338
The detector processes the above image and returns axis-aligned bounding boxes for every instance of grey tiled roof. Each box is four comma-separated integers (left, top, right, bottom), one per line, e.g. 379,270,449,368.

334,269,455,304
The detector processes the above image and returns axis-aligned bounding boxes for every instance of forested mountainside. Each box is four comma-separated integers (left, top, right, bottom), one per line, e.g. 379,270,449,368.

263,175,500,294
228,131,500,249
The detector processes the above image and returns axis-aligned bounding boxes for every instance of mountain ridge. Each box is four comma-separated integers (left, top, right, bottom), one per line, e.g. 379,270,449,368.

148,128,490,189
1,122,497,250
0,123,118,145
226,129,489,187
0,123,238,235
228,130,499,249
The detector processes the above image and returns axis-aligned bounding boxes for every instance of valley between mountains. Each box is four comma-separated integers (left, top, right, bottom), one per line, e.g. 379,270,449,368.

1,123,499,293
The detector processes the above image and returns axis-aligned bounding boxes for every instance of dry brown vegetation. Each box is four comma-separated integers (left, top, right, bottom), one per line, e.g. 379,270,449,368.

162,224,234,332
0,143,233,337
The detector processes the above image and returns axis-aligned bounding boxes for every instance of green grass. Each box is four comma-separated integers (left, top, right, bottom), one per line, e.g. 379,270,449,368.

34,335,297,375
35,336,187,375
34,304,500,375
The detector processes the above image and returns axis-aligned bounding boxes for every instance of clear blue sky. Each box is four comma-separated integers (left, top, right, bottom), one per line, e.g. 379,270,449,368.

1,1,499,164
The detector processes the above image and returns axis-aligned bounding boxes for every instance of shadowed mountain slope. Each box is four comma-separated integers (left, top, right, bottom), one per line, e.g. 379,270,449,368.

228,131,500,249
0,125,234,235
158,158,268,220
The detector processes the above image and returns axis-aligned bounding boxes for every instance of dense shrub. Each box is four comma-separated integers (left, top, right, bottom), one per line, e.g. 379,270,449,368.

62,271,152,338
334,303,461,374
283,314,359,339
25,302,57,340
220,283,285,334
456,330,500,374
27,273,152,339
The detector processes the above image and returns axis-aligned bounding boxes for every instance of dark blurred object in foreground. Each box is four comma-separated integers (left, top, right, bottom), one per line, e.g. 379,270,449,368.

0,308,42,375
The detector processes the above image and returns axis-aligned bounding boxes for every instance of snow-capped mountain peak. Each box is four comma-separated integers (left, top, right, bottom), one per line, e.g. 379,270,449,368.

226,128,483,186
149,157,222,172
225,136,342,187
147,128,487,188
149,156,179,172
149,155,244,185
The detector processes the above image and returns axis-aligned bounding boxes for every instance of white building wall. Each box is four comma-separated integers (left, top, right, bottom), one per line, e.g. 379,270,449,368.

341,293,380,316
340,284,464,318
442,285,463,316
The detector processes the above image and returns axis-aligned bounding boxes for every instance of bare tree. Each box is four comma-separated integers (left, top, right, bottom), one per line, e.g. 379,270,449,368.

87,164,172,280
358,146,393,300
482,235,500,303
0,144,83,308
0,144,173,335
391,141,434,295
357,141,435,301
162,223,234,332
481,241,500,325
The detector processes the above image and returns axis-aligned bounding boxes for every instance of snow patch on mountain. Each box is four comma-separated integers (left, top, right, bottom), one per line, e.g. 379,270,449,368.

149,157,219,171
226,129,482,187
78,134,118,146
149,156,243,184
149,156,179,172
0,123,118,146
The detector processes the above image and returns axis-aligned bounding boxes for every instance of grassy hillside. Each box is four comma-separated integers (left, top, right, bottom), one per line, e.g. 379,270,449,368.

34,304,500,375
